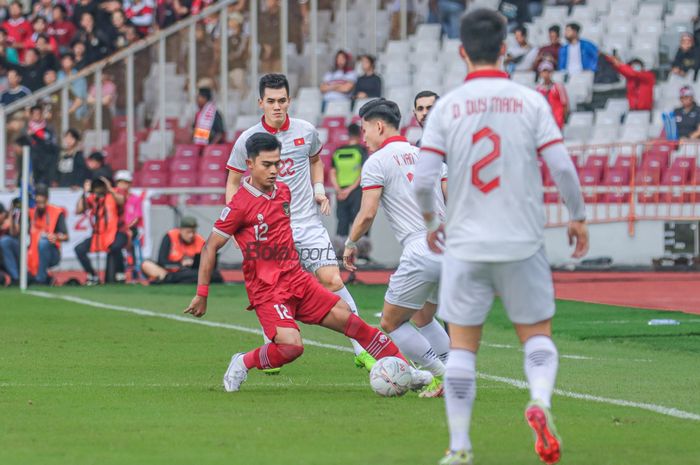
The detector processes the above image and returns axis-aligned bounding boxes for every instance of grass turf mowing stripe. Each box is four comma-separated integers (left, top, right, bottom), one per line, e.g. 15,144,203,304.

27,290,700,422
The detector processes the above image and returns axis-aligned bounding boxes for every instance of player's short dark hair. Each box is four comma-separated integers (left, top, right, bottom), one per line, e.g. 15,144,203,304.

414,90,439,108
347,123,361,138
629,58,644,68
88,151,105,164
566,22,581,34
549,25,560,35
198,87,212,101
460,9,507,65
361,54,376,68
259,73,289,99
245,133,282,159
513,25,527,37
53,4,67,14
30,104,42,113
358,98,401,129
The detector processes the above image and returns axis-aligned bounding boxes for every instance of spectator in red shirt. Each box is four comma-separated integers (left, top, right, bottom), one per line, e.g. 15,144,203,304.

536,60,568,129
24,17,59,56
5,1,32,51
604,54,655,111
534,25,561,71
48,5,77,54
123,0,155,36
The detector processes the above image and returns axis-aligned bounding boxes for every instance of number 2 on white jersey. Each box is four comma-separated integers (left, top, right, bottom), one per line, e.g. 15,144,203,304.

471,127,501,194
274,304,292,320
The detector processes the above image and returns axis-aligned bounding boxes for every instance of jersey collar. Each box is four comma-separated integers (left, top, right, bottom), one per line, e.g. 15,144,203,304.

261,115,290,134
243,177,278,199
465,69,510,81
379,135,408,150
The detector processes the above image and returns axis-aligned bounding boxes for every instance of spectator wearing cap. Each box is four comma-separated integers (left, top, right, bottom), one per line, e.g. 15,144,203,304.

113,170,145,278
534,25,562,71
671,86,700,140
604,54,655,112
192,87,225,146
353,55,382,102
559,22,598,74
86,151,114,181
671,33,700,79
141,216,223,284
320,50,357,112
536,61,568,129
56,128,88,189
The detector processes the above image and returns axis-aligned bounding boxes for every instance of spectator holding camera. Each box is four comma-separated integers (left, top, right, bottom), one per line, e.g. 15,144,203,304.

74,176,127,285
27,184,68,285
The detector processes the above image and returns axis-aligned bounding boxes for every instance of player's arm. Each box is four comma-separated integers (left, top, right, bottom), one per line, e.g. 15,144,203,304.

183,232,229,318
225,141,247,203
414,150,446,253
540,143,589,258
225,169,243,204
342,187,381,271
310,143,330,215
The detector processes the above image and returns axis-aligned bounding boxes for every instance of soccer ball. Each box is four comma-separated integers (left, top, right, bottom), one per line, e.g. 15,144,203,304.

369,356,412,397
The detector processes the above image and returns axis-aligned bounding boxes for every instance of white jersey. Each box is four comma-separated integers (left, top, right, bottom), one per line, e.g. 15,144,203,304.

227,116,323,225
361,136,447,246
420,69,563,262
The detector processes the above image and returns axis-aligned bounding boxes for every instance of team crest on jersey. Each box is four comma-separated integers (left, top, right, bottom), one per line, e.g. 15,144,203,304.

219,207,231,221
294,137,305,146
257,213,265,224
282,202,290,216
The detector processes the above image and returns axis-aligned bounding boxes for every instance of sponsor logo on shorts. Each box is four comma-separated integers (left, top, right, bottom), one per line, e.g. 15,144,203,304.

219,207,231,221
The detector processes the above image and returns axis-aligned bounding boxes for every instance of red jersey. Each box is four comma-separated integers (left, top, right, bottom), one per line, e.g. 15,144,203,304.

213,179,302,306
537,81,568,129
4,17,31,47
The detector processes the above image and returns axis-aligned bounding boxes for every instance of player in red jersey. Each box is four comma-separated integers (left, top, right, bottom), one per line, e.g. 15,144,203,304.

184,133,433,392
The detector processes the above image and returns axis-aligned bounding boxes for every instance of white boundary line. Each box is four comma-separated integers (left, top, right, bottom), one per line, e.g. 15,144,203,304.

26,291,700,422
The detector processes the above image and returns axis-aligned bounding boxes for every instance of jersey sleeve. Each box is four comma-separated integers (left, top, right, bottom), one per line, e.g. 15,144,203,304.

309,126,323,157
226,137,247,173
419,99,448,158
213,203,244,238
361,156,384,190
535,95,564,153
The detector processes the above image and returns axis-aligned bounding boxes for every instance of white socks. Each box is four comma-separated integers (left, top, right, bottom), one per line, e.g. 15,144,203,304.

334,286,365,356
417,319,450,362
389,322,445,376
444,349,477,452
523,335,558,408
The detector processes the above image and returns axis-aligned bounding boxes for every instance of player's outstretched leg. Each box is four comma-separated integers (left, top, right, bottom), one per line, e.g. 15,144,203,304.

521,333,561,464
382,303,446,397
413,303,451,363
320,301,433,391
223,328,304,392
440,347,476,465
317,266,376,371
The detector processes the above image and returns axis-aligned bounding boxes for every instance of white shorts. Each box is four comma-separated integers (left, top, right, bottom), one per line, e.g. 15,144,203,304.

292,220,338,273
438,247,555,326
385,239,442,310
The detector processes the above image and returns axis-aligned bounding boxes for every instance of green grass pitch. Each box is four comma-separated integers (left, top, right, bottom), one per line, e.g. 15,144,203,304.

1,284,698,465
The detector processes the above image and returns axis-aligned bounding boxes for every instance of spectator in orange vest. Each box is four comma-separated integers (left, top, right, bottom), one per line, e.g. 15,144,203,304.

28,184,68,284
141,216,223,284
74,176,128,285
536,60,569,129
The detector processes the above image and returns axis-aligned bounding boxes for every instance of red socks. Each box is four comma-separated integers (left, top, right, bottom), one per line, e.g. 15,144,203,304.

343,313,407,363
243,343,304,370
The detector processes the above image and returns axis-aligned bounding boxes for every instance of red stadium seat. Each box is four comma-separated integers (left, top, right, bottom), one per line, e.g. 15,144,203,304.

192,171,227,205
670,157,696,181
174,144,202,160
102,142,127,171
601,168,630,203
569,154,580,168
583,155,608,180
613,155,637,173
636,167,662,203
170,173,197,188
642,152,669,172
141,160,168,173
202,144,232,161
661,168,689,203
111,115,127,143
170,157,198,174
137,172,170,205
321,116,346,129
579,167,600,203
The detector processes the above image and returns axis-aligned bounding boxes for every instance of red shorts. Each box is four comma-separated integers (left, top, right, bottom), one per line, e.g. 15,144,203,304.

254,271,340,340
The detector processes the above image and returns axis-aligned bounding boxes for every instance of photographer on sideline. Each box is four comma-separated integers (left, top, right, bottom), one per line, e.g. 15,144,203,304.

74,176,127,285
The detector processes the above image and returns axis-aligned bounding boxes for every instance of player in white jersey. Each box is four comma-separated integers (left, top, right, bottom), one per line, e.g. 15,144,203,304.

413,10,589,465
342,99,451,398
225,74,376,372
